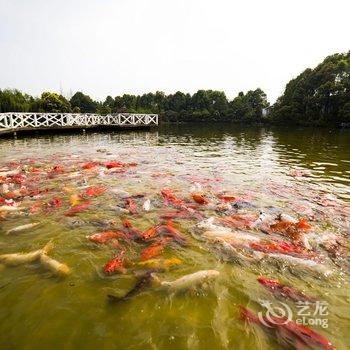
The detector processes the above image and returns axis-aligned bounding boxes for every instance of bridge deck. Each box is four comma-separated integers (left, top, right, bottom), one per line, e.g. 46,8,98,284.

0,113,158,136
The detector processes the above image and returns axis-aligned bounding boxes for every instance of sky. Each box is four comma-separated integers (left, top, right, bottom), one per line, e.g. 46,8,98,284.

0,0,349,103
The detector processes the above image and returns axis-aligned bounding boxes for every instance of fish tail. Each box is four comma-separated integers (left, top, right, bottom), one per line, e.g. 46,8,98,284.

107,294,125,303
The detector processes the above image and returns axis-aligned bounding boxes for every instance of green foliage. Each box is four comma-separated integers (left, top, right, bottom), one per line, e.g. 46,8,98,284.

271,51,350,126
41,92,71,113
0,87,270,124
0,89,33,112
230,89,269,122
70,92,96,113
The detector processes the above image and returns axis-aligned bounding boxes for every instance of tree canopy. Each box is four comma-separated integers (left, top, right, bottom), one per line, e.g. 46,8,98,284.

0,88,269,123
270,51,350,126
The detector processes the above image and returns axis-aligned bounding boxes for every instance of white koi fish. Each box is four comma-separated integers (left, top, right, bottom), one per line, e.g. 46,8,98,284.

143,199,151,211
6,222,41,235
251,212,275,229
0,206,23,212
0,241,53,266
40,254,70,276
157,270,219,292
266,253,333,276
0,168,20,177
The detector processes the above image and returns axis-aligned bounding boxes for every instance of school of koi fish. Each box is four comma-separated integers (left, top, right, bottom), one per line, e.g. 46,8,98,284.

0,133,349,350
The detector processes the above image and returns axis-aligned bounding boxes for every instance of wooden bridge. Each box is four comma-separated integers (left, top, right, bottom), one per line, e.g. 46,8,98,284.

0,113,158,136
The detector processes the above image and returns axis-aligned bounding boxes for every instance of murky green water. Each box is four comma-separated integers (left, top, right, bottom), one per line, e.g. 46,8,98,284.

0,124,349,350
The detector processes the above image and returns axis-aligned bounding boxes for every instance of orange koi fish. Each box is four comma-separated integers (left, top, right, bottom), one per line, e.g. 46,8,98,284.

30,201,42,214
105,161,124,169
51,165,65,174
270,217,312,242
141,224,162,240
104,250,126,274
122,219,142,238
160,210,202,220
50,197,63,208
122,219,132,228
160,221,187,245
161,188,185,207
82,162,99,170
249,241,316,259
191,193,209,205
69,194,81,206
140,238,170,261
88,231,126,244
64,201,91,216
83,186,106,197
125,197,137,214
12,174,27,185
217,194,237,202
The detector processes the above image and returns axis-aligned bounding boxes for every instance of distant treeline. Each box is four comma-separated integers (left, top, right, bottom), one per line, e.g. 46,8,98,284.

0,50,349,126
0,88,269,124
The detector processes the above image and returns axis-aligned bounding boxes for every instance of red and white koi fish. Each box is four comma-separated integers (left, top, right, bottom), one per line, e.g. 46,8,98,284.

240,306,333,350
104,250,126,274
257,277,317,302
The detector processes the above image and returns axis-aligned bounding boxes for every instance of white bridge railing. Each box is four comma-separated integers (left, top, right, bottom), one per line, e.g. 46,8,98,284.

0,113,158,130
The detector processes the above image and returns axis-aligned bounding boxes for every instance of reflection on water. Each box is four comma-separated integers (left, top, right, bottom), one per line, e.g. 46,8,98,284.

0,124,349,350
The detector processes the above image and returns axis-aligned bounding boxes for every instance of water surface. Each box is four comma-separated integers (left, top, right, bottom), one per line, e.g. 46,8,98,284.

0,124,349,350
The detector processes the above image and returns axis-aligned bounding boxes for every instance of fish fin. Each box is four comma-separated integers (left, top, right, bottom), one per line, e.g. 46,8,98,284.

151,273,162,286
42,240,54,255
167,219,174,227
295,339,309,350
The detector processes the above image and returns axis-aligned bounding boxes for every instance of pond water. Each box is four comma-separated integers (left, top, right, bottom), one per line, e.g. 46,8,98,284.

0,124,349,350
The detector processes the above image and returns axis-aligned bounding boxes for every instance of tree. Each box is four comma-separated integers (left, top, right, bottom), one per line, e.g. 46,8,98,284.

0,89,33,112
271,51,350,126
70,92,97,113
230,89,269,122
40,92,71,113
